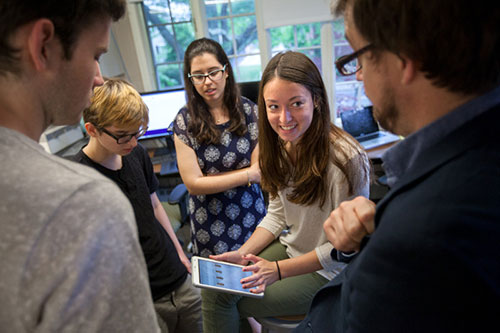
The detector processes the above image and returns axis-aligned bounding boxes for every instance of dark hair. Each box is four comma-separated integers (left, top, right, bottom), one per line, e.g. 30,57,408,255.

258,51,364,207
333,0,500,95
183,38,246,145
0,0,126,76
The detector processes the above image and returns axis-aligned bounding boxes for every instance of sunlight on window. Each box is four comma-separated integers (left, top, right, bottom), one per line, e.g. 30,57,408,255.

205,0,261,82
143,0,195,89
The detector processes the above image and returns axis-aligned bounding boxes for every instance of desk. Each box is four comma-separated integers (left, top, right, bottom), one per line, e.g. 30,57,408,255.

147,148,183,195
366,140,399,160
148,149,163,174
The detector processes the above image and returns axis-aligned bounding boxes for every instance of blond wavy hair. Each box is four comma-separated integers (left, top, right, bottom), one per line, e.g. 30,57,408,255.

83,78,149,130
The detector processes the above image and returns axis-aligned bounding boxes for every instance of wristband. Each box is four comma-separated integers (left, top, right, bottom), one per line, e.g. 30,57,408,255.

275,261,282,280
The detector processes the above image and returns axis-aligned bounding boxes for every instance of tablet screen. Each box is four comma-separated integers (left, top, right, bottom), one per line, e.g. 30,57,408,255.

198,258,252,292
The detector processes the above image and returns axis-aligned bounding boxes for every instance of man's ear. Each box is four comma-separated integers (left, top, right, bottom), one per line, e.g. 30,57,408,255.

85,122,98,137
27,18,58,72
398,54,417,85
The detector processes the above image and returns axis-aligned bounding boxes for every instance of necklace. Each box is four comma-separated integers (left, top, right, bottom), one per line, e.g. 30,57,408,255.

210,106,227,124
213,113,227,124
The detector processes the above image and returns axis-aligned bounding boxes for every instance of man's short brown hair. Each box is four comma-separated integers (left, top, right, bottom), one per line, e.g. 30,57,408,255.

0,0,126,76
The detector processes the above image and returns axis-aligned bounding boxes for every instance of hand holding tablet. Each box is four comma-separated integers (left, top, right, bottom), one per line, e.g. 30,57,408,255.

191,256,265,298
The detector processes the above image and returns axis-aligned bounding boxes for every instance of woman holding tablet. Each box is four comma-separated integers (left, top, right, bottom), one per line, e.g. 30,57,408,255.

173,38,266,258
203,51,371,332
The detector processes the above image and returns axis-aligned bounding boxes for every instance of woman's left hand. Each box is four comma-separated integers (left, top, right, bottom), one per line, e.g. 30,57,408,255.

240,254,280,294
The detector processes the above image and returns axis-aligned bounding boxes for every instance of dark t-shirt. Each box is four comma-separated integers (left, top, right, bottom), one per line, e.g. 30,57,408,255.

73,144,187,301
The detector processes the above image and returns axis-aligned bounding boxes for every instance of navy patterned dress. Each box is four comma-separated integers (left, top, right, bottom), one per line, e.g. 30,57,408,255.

173,97,267,257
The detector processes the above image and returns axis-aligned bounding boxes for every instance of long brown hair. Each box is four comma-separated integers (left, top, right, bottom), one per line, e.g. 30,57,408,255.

258,51,364,208
183,38,246,145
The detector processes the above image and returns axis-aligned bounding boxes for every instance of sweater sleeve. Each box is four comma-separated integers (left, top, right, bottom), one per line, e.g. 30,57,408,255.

256,194,287,238
316,147,370,275
316,242,346,275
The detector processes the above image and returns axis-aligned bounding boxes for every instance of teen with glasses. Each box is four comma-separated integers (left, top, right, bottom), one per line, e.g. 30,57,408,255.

73,78,202,333
173,38,267,331
173,38,266,258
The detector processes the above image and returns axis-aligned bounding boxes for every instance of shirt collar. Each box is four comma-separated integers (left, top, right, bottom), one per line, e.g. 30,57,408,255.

382,85,500,187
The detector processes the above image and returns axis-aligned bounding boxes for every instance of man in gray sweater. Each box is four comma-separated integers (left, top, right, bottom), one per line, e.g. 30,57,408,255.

0,1,159,331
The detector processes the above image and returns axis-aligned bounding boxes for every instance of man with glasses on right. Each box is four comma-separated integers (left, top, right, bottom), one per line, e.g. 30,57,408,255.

296,0,500,332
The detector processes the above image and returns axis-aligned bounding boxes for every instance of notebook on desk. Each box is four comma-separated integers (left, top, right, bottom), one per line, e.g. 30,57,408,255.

340,106,400,150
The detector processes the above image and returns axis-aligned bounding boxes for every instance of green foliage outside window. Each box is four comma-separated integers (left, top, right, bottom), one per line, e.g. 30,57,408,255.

143,0,195,89
205,0,260,83
270,23,322,73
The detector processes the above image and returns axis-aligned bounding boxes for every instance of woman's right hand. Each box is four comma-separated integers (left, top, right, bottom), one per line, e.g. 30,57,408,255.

210,250,249,266
248,163,261,185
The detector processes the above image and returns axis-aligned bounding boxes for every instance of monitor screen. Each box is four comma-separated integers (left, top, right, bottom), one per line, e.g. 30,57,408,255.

140,88,186,140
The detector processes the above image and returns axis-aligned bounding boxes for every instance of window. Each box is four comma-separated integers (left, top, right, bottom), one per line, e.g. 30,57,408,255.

333,19,370,117
142,0,196,89
204,0,260,82
270,23,322,73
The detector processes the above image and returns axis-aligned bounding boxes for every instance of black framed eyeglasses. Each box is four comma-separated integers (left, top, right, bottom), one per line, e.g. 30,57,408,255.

335,44,374,76
98,126,148,144
188,64,227,85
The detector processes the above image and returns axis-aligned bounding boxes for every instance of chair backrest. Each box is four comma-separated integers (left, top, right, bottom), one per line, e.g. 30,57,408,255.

238,80,260,104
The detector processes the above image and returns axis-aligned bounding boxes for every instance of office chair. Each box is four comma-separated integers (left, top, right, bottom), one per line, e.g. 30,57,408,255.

161,183,189,233
256,314,305,333
238,80,260,104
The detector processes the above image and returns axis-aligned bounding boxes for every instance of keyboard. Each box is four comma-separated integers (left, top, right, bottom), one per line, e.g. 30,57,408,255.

150,153,174,165
357,132,382,142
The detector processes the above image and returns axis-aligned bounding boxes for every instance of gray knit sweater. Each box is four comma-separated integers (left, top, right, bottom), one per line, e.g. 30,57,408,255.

0,126,159,332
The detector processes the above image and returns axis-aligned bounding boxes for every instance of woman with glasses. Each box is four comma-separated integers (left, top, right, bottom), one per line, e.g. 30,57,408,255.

73,78,202,333
173,38,266,260
202,51,371,332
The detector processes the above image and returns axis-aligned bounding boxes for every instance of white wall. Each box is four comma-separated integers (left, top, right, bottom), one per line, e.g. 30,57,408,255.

259,0,332,28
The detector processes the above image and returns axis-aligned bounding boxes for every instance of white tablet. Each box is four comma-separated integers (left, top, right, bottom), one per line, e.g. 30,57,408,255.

191,256,264,298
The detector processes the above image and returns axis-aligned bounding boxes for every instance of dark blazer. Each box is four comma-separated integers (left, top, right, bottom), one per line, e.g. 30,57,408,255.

296,105,500,332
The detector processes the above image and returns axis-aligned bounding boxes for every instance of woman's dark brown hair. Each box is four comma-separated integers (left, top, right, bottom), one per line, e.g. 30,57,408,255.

183,38,246,145
258,51,364,208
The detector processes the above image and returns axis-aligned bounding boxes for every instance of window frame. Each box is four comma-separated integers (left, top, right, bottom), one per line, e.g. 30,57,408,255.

203,0,262,82
141,0,196,90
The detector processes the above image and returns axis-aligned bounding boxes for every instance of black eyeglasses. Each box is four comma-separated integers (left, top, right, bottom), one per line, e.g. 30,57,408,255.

98,126,148,144
188,64,227,85
335,44,374,76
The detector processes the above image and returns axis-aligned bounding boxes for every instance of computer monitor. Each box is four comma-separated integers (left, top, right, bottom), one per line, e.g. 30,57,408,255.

140,88,187,140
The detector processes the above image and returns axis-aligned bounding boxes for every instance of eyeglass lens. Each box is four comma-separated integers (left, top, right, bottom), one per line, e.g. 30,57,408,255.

117,128,147,144
339,58,358,76
190,66,225,85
